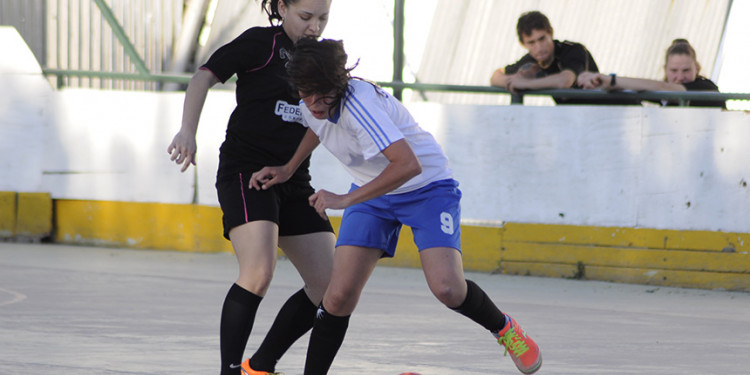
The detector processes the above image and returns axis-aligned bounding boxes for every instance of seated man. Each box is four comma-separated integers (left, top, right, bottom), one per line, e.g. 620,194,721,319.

490,10,616,105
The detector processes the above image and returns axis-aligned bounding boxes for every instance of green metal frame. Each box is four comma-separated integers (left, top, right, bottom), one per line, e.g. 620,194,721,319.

393,0,405,100
42,0,750,106
41,68,750,105
91,0,150,76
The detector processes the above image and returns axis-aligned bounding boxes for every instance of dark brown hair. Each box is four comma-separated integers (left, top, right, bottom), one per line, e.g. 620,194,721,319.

516,11,553,42
261,0,296,25
286,38,355,115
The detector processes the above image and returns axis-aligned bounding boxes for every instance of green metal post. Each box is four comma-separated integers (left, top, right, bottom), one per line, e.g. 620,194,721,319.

91,0,150,76
393,0,405,101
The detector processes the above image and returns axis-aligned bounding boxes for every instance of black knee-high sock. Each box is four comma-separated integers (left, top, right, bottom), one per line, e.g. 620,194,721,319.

303,304,350,375
451,279,506,333
220,283,263,375
249,288,317,372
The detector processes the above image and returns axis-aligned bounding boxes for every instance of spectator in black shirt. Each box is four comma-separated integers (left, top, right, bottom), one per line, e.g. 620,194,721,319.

490,10,605,104
577,39,725,108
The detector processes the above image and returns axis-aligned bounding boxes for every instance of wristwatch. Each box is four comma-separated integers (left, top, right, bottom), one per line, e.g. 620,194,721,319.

609,73,617,87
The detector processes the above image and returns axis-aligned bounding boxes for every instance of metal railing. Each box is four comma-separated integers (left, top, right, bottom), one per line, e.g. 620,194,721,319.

34,0,750,107
41,68,750,107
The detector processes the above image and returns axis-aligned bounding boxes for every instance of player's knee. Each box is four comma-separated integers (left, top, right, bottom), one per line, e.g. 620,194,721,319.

300,274,330,305
237,267,274,295
431,284,464,307
323,289,358,316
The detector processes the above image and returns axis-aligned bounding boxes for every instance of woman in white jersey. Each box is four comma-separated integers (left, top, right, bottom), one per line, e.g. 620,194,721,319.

249,38,542,375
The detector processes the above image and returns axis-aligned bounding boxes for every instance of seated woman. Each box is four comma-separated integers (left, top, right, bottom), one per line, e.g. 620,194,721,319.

577,39,725,108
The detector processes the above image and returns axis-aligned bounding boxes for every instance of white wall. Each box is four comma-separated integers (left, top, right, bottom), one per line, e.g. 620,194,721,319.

2,26,749,233
0,27,52,193
404,103,750,233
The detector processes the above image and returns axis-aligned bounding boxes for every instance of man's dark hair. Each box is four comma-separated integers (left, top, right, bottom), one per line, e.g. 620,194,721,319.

516,11,553,42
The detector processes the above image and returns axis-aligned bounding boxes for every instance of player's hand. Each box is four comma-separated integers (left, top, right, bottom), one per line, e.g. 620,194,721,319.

250,166,291,190
518,62,541,79
167,131,197,173
577,72,605,89
308,189,348,220
505,74,531,95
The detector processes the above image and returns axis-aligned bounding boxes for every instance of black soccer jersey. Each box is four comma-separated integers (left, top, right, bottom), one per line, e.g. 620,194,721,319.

202,26,311,181
503,40,637,105
504,40,598,82
680,76,725,108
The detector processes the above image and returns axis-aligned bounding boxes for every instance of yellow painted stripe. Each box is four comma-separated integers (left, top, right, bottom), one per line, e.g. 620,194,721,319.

502,242,749,273
55,200,232,252
583,266,750,291
459,225,503,273
500,262,750,291
503,223,749,252
52,200,750,291
499,261,579,279
0,191,16,237
16,192,52,239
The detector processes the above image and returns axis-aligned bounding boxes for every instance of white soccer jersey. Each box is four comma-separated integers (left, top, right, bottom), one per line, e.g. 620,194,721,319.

301,79,452,194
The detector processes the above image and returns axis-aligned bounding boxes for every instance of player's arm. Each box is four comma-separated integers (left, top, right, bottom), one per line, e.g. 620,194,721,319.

250,128,320,190
594,74,686,92
167,69,220,172
506,69,576,93
308,139,422,218
490,67,510,87
344,139,421,206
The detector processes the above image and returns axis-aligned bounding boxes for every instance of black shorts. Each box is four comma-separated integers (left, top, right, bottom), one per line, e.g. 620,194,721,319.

216,172,334,240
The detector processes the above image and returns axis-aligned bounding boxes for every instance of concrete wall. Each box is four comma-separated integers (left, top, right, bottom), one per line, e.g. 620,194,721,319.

2,26,749,290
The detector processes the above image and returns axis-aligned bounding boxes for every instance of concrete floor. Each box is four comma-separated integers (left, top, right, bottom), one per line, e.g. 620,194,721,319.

1,242,749,375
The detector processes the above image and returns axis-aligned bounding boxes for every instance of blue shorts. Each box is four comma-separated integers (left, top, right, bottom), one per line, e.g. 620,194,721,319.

336,179,462,257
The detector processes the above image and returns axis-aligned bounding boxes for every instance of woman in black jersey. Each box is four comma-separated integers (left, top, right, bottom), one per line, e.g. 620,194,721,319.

167,1,334,374
577,39,725,108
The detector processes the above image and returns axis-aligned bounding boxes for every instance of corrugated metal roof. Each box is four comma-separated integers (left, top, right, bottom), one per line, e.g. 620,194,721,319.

194,0,269,65
1,0,733,100
416,0,731,104
1,0,186,90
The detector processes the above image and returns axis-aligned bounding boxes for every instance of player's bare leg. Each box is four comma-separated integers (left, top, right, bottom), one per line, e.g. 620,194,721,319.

419,246,468,307
245,232,335,373
221,221,279,375
303,245,383,375
420,246,542,374
280,232,336,304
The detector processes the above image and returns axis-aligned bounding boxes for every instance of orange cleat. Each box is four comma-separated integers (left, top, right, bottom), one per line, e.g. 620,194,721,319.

494,314,542,374
240,358,284,375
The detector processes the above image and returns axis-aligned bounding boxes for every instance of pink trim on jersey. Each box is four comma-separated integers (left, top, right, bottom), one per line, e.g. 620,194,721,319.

247,31,283,72
239,172,249,223
199,66,221,81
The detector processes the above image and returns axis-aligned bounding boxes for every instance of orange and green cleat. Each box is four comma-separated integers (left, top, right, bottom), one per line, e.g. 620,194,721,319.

494,314,542,374
240,358,283,375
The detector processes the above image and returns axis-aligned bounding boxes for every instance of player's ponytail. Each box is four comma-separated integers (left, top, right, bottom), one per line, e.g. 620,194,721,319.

261,0,291,25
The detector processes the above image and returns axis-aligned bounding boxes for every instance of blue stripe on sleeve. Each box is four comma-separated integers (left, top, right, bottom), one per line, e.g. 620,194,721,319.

346,93,393,150
345,100,386,149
